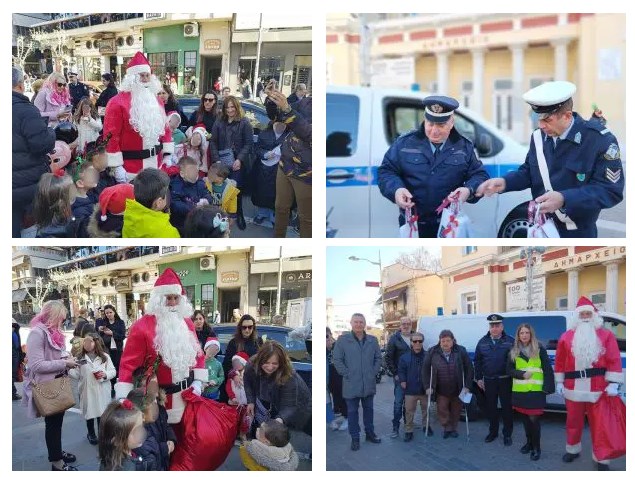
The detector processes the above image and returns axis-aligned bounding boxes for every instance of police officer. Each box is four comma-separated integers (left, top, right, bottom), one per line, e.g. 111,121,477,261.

474,314,515,445
476,81,624,237
68,69,90,113
378,96,489,237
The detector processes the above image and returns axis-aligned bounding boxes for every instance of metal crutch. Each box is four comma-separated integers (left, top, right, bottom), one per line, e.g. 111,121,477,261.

463,372,470,443
425,363,432,438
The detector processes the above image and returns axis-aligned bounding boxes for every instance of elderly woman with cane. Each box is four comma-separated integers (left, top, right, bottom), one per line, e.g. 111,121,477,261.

422,330,473,439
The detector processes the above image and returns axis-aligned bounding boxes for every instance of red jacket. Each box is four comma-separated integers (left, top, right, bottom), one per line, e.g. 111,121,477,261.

103,92,174,174
554,327,622,403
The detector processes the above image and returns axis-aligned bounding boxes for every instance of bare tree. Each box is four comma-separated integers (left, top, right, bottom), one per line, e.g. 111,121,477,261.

49,266,89,308
25,277,53,312
31,27,71,70
395,247,441,272
12,35,34,71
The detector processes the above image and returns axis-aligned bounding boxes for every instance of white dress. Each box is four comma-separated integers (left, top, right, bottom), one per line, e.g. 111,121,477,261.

75,116,103,154
68,353,116,420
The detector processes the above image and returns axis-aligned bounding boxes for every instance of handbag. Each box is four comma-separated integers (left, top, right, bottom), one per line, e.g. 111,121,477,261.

399,207,419,238
31,374,76,417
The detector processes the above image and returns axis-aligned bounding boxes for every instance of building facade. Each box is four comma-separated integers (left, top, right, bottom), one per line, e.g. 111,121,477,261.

440,246,626,315
326,13,626,144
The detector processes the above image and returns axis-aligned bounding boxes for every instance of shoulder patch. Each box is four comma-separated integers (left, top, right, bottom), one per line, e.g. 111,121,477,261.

603,143,621,161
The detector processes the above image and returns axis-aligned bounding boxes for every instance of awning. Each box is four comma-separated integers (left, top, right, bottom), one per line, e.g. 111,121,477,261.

383,286,407,301
12,255,26,267
12,289,28,303
28,256,58,270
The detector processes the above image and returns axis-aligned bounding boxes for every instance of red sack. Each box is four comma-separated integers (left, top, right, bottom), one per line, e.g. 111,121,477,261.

590,393,626,461
169,389,239,470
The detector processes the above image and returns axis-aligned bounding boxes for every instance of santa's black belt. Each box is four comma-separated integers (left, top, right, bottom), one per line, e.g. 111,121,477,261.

564,368,606,379
122,144,162,159
161,377,193,394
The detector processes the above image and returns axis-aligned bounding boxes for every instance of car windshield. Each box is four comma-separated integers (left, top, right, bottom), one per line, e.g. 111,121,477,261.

216,327,310,363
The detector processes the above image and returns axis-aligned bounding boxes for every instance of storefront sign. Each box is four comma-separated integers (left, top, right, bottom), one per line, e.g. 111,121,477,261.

114,276,132,292
506,277,545,311
221,271,240,283
144,13,166,21
159,246,181,256
99,38,116,55
285,271,312,283
204,39,221,50
547,247,625,271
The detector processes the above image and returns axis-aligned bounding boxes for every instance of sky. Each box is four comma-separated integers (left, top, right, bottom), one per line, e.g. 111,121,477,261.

326,246,440,327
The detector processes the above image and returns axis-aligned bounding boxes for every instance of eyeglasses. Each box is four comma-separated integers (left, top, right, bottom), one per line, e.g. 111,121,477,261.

241,325,254,330
57,82,66,87
204,97,216,102
412,340,423,343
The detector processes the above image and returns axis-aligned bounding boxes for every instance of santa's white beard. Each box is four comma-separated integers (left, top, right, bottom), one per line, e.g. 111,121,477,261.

571,315,604,369
150,295,201,382
120,73,166,149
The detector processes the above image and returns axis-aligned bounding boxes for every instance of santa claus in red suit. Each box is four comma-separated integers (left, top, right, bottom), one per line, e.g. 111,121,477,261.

554,296,623,470
103,51,174,181
114,268,207,423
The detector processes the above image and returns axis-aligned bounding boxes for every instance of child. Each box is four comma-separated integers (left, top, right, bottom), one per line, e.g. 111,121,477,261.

123,168,180,238
169,156,213,234
167,111,186,146
87,183,135,238
226,351,251,442
99,399,153,471
69,332,116,445
86,136,117,203
205,162,239,224
202,338,224,400
33,171,78,238
70,159,99,237
176,125,209,175
73,97,102,153
182,205,230,238
240,420,299,471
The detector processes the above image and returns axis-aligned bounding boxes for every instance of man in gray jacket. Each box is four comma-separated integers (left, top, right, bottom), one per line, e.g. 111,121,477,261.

333,313,382,451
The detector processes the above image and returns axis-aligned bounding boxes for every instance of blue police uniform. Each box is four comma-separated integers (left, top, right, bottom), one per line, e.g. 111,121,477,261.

378,127,489,237
69,81,90,111
503,113,624,237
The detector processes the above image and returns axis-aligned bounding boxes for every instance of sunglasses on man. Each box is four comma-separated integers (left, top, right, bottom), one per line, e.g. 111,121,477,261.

412,339,423,343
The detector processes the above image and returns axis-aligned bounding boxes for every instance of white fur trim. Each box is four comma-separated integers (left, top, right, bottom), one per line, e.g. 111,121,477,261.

566,443,581,454
194,368,208,381
162,141,174,154
127,64,151,76
605,371,624,383
114,381,134,400
166,390,185,424
554,372,565,383
232,354,247,365
107,151,124,167
576,305,595,313
143,154,159,170
563,388,602,403
154,284,183,296
592,451,610,465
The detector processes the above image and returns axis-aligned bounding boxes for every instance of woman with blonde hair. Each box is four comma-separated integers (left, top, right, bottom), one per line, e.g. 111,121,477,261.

22,301,81,470
34,71,71,128
506,323,555,461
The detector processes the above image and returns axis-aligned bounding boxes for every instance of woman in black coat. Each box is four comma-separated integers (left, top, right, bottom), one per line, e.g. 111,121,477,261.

506,323,555,461
95,73,118,111
96,304,126,395
188,90,218,133
158,84,188,128
192,309,216,351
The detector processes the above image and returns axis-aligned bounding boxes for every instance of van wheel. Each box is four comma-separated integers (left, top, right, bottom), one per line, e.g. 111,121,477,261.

499,206,530,238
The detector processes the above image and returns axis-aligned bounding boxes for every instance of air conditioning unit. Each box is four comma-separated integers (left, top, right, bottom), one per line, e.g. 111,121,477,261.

200,255,215,271
184,22,199,37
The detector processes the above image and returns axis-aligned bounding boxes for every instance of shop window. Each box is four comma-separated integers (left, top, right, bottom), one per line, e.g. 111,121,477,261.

148,52,178,85
292,55,312,91
184,51,197,95
201,284,214,320
183,286,195,305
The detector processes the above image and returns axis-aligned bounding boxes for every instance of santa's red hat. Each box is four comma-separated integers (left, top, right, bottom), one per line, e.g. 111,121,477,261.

166,111,181,126
99,184,134,221
204,337,220,351
127,52,151,76
191,124,207,140
232,352,249,366
575,296,597,314
154,268,185,296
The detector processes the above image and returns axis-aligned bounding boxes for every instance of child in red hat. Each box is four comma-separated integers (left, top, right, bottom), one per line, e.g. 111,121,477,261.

227,351,251,441
87,183,134,238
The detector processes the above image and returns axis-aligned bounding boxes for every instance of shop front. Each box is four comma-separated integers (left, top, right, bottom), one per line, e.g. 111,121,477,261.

216,252,249,323
199,21,231,94
252,270,312,324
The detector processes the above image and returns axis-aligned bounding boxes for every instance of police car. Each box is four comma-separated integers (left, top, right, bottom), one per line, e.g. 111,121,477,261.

326,85,532,237
416,311,626,416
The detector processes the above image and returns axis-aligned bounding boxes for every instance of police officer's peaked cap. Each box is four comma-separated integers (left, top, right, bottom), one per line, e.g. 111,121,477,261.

486,313,504,324
422,95,459,123
523,81,576,119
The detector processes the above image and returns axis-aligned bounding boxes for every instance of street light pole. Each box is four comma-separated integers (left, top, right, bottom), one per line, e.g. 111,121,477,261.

253,13,263,97
276,246,282,316
378,249,384,328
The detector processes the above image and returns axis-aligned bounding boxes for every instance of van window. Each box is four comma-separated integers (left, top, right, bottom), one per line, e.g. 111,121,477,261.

602,317,626,352
326,93,359,157
502,315,567,350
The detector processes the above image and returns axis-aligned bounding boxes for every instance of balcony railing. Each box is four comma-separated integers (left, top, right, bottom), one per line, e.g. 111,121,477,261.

32,13,143,34
49,247,160,274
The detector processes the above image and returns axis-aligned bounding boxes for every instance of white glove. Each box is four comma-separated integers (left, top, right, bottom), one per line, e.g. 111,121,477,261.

113,165,128,183
556,383,564,395
190,380,202,396
605,383,619,396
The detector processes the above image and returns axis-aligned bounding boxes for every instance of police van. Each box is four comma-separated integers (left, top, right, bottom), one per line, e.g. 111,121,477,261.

416,311,626,415
326,85,532,237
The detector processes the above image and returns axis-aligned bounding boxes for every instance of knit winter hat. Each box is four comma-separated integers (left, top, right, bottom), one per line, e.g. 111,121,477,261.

232,352,249,366
166,111,181,126
99,183,135,221
204,337,220,351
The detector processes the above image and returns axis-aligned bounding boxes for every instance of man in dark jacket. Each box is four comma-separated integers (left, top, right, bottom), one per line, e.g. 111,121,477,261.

332,313,382,451
385,316,414,437
397,332,430,442
12,319,24,400
12,66,56,238
474,314,515,445
68,70,90,112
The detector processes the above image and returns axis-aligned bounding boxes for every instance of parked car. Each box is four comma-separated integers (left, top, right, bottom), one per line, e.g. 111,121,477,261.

211,323,312,389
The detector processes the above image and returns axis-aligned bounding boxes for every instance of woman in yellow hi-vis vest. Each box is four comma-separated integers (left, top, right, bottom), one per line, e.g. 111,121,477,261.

506,324,555,461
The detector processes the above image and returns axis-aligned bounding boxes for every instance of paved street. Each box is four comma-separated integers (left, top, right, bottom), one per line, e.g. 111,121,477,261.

232,199,299,238
326,378,625,471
